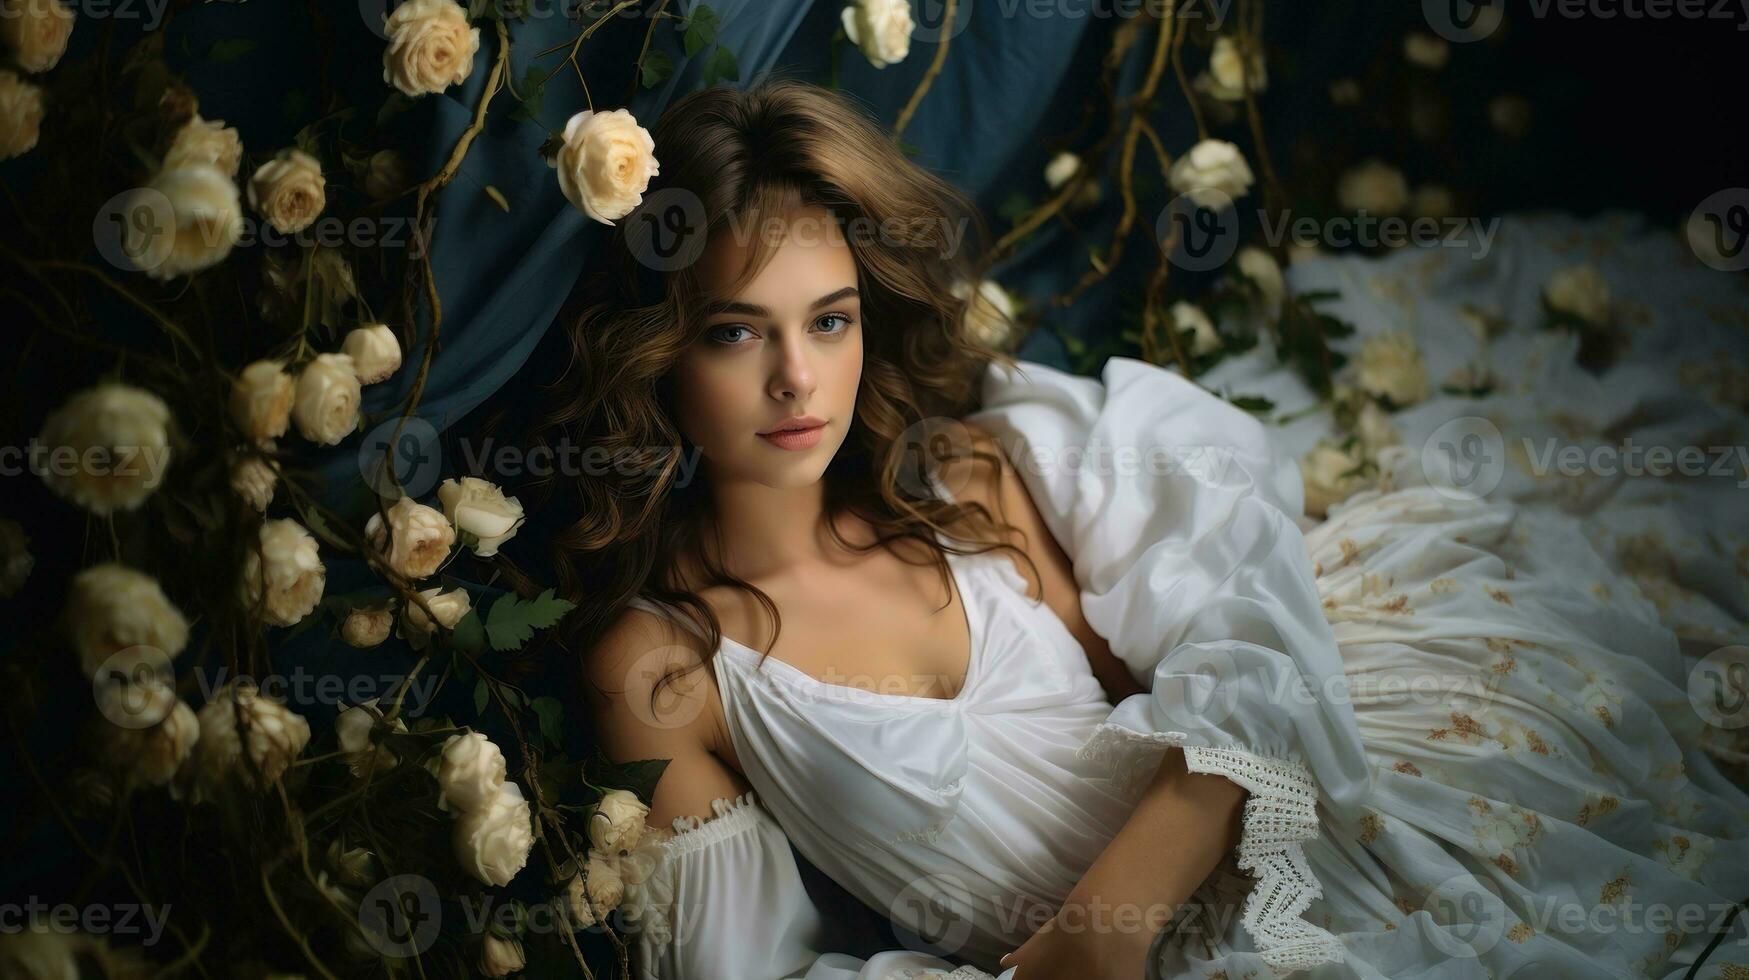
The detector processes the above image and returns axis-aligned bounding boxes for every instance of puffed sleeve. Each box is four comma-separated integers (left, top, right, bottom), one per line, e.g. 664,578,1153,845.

965,357,1372,975
630,791,1015,980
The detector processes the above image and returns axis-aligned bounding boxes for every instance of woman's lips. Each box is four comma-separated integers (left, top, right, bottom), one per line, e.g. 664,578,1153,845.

758,423,826,451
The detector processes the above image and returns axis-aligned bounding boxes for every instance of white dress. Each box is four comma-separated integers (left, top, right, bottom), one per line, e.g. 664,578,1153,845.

621,357,1749,980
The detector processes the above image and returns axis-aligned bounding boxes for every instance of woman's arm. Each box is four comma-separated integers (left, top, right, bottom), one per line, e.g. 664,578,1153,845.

999,749,1247,977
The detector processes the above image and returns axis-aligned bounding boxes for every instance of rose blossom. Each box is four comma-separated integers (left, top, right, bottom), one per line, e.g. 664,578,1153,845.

550,108,659,226
239,518,326,627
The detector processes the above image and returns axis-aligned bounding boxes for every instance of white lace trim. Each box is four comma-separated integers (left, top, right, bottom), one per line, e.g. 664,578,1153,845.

1181,745,1345,975
895,967,996,980
1076,721,1189,795
635,791,767,959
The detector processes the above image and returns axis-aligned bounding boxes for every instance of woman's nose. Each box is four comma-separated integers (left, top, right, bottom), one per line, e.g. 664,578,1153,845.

769,332,816,401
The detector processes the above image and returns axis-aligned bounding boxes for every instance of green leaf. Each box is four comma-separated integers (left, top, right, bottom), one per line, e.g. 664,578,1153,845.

473,678,489,715
484,588,578,652
682,4,719,57
1227,394,1276,414
640,48,674,89
702,45,739,87
508,65,546,123
208,38,257,63
454,609,489,654
531,696,564,748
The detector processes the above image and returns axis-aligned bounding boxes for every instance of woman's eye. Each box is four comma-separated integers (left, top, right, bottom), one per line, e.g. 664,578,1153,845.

815,313,853,334
708,325,752,345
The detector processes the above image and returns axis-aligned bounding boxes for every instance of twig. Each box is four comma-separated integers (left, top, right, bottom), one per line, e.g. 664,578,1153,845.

893,0,956,138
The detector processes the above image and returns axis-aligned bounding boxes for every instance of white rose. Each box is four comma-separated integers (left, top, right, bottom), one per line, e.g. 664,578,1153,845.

0,69,44,159
365,494,456,580
292,352,361,445
563,873,598,928
1170,301,1221,357
342,324,402,385
247,148,326,235
66,562,188,679
239,518,326,627
381,0,480,98
1543,264,1611,328
163,114,243,179
550,108,659,226
1197,36,1266,102
363,149,410,202
335,698,407,776
1337,159,1409,216
436,730,506,813
583,847,624,913
95,696,198,788
135,163,244,280
230,360,295,444
479,933,525,978
1354,330,1430,407
193,680,311,793
0,518,32,598
1403,31,1450,70
952,278,1020,350
230,453,278,512
1410,184,1456,221
437,477,525,557
453,780,533,886
1235,246,1284,315
1300,440,1369,519
1,0,74,74
588,788,650,855
37,383,173,515
614,828,669,907
841,0,912,69
1044,151,1080,190
0,925,88,978
397,585,471,648
1167,139,1254,208
1354,401,1400,457
341,605,394,648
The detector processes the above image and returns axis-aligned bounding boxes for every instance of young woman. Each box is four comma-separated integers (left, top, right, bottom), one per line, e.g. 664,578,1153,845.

547,79,1749,979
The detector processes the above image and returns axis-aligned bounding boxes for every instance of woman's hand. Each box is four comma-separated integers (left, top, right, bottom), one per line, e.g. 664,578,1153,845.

996,895,1160,980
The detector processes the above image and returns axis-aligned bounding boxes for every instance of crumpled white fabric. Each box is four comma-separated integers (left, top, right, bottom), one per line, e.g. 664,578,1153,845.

966,355,1373,972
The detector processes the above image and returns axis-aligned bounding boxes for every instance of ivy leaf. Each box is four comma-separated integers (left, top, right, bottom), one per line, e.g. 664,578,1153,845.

702,45,738,87
208,38,256,63
640,48,674,89
681,4,719,57
508,64,546,123
485,588,577,652
473,678,489,715
1227,394,1276,414
531,696,564,748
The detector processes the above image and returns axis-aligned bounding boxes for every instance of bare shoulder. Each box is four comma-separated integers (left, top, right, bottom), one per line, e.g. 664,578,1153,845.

583,605,750,829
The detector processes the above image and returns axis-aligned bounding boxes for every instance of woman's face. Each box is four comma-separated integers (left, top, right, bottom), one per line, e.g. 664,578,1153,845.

671,204,864,489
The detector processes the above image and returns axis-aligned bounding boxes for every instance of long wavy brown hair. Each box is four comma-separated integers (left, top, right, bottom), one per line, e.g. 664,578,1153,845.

531,77,1041,705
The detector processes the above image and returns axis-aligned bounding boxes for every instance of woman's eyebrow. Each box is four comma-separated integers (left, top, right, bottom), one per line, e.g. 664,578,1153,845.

706,286,859,318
